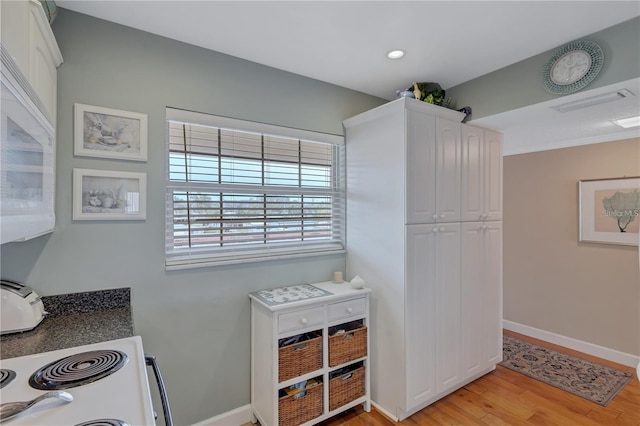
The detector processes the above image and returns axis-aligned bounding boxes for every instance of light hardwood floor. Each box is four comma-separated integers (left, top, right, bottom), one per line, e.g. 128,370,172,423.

248,330,639,426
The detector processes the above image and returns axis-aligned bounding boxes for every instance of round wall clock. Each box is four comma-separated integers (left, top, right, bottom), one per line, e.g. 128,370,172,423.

542,40,604,95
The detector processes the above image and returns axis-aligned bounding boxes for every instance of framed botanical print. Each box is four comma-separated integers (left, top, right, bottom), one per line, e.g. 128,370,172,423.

579,177,639,246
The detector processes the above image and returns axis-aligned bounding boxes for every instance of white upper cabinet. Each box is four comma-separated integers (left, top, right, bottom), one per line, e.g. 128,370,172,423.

461,125,503,222
1,0,63,124
406,107,462,224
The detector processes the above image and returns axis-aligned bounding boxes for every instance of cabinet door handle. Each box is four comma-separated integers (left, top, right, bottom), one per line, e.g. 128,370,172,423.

300,318,308,324
346,307,353,313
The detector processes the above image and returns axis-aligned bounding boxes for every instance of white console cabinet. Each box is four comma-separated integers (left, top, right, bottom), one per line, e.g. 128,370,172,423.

250,281,371,426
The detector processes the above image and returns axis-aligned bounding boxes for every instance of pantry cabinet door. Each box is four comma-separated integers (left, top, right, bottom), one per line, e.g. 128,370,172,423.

461,222,503,380
461,125,484,222
406,110,437,224
405,225,437,409
484,222,503,365
461,126,503,222
435,223,461,394
483,129,503,221
435,118,461,223
461,222,485,378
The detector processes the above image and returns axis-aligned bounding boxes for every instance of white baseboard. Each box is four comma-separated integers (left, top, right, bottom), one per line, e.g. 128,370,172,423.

503,319,640,368
191,404,254,426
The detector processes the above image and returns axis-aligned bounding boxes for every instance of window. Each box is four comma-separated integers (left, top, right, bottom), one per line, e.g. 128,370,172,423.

165,108,345,269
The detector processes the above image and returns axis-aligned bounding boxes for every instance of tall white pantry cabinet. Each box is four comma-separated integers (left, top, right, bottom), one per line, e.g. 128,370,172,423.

343,97,503,421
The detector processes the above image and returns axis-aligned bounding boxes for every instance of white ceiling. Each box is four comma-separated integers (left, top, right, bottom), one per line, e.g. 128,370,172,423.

56,1,640,154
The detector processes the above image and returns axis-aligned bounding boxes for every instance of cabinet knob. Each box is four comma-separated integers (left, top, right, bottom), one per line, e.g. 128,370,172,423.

432,228,439,233
432,214,439,220
439,214,445,219
439,227,445,232
300,318,308,324
346,307,353,313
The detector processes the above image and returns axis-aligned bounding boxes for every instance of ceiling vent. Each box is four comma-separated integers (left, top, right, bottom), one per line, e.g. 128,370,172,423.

550,89,634,113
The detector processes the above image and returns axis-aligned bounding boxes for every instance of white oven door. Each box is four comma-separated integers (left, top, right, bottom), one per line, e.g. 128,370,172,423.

1,64,55,244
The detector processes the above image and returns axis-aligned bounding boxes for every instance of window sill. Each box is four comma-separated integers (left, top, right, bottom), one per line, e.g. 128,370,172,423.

165,248,345,271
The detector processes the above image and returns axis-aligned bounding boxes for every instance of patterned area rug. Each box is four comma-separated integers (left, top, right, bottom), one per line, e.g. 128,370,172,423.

500,335,633,406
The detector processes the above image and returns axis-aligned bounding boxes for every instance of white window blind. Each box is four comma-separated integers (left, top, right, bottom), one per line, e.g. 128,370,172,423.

165,108,345,269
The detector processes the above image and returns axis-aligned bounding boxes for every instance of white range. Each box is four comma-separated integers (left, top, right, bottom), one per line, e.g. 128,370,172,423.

0,336,158,426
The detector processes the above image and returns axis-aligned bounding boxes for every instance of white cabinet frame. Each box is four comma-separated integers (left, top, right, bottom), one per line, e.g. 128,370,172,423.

250,282,371,426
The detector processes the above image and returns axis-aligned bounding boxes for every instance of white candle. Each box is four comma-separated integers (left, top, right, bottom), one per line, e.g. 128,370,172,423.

332,271,343,283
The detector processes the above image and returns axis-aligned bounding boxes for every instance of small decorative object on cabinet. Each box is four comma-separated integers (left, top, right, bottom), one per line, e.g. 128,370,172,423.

344,97,503,421
250,281,371,426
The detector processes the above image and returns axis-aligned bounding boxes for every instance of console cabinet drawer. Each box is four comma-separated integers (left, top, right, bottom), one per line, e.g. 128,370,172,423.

328,297,366,323
278,307,325,334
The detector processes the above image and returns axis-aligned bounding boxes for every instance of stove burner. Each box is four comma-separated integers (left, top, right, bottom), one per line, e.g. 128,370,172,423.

0,369,17,389
75,420,129,426
29,350,128,390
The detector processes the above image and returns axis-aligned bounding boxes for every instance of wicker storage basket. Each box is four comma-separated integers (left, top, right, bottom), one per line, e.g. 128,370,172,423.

279,333,323,382
329,366,365,411
328,325,367,367
278,382,323,426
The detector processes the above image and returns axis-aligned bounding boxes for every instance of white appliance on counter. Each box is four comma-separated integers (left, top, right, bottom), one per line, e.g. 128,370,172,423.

0,45,56,244
0,336,170,426
0,280,47,335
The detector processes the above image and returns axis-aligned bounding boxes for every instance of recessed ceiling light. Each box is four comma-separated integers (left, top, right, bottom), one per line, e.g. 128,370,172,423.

387,50,405,59
613,115,640,128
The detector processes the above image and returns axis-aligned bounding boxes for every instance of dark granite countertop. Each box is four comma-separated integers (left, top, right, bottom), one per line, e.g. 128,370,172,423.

0,288,134,359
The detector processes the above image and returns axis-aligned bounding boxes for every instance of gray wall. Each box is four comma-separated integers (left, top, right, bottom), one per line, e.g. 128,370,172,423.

0,9,385,425
447,17,640,119
503,138,640,356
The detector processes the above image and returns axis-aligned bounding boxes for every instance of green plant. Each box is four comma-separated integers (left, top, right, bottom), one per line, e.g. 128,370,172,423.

411,82,456,109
